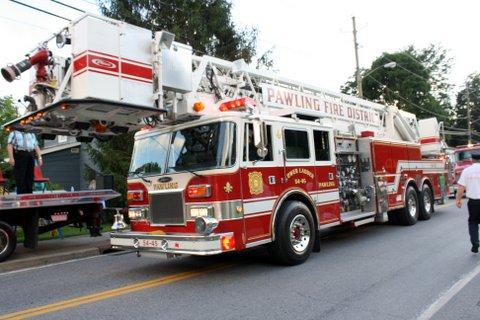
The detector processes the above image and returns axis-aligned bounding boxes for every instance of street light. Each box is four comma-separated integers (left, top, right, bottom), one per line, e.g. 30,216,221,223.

358,62,397,99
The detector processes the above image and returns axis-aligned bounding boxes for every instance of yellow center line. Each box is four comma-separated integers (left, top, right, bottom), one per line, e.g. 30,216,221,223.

0,262,234,320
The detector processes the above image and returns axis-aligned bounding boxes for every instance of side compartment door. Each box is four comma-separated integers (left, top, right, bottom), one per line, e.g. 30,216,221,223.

312,130,340,224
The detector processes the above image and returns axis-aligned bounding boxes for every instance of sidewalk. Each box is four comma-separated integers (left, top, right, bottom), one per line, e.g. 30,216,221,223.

0,235,112,273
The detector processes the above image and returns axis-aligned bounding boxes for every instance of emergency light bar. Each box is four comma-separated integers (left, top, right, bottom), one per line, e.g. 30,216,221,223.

219,97,256,112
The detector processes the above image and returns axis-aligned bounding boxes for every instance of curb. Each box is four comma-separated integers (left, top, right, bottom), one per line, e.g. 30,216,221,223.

0,244,111,274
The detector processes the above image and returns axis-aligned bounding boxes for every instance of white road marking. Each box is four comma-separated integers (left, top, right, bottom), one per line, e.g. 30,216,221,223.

416,262,480,320
0,250,132,277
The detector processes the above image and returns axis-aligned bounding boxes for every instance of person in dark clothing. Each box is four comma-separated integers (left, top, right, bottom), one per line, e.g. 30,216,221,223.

456,153,480,253
6,130,43,194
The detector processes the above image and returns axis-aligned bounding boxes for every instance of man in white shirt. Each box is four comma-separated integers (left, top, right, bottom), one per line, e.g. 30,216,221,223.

456,153,480,253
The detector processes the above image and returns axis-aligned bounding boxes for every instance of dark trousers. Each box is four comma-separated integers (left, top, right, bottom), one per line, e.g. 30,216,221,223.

467,199,480,245
13,150,35,194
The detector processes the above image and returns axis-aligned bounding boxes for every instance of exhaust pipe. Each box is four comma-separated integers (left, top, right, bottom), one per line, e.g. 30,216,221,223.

1,49,50,82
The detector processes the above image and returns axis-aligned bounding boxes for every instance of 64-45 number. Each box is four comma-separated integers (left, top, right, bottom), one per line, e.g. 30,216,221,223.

294,178,306,185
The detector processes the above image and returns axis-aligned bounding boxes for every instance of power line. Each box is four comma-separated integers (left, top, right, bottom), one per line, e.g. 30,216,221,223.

10,0,71,21
51,0,85,13
78,0,98,6
0,15,51,31
366,75,468,120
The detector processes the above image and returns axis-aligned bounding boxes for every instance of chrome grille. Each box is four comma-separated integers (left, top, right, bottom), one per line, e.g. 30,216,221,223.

149,192,185,225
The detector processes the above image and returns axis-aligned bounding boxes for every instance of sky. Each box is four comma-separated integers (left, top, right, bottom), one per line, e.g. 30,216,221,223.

0,0,479,106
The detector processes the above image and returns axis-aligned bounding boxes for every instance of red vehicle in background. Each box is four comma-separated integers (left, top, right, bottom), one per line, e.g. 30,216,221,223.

454,144,480,192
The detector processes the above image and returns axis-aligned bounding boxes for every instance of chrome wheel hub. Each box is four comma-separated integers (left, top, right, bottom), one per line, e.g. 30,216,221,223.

289,214,310,254
408,194,417,218
0,229,9,256
423,192,432,213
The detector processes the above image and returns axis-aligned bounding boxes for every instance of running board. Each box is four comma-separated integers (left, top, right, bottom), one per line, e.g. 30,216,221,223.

353,217,375,227
340,209,375,222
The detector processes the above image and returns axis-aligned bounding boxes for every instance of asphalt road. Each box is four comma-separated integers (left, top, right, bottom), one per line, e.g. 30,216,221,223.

1,200,479,320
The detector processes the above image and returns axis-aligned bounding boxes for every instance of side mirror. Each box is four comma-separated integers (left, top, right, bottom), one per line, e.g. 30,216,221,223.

253,120,268,159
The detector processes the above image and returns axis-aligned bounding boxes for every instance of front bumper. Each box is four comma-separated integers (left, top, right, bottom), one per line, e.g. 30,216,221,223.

110,231,234,256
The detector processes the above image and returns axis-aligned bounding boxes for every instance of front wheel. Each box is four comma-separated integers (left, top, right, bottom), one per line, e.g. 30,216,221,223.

268,201,315,265
0,221,17,263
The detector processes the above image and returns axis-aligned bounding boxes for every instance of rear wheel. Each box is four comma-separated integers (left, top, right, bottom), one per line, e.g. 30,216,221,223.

419,184,434,220
268,201,315,265
397,186,419,226
0,221,17,263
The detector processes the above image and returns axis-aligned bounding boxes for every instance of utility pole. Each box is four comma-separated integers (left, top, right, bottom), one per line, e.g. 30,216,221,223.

466,83,473,146
352,16,362,98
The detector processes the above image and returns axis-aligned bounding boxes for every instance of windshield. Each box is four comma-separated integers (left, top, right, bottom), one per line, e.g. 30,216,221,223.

130,122,236,176
455,149,480,161
168,122,236,173
130,133,170,175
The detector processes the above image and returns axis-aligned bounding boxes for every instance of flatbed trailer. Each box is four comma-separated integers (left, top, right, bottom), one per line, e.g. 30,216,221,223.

0,189,119,262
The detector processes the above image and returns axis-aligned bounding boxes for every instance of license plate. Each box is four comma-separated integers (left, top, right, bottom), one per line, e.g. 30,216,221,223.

140,239,162,248
51,214,68,222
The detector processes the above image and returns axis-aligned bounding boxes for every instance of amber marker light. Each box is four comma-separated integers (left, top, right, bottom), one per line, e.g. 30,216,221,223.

221,235,235,251
127,189,144,202
193,101,205,112
187,184,211,198
60,103,68,110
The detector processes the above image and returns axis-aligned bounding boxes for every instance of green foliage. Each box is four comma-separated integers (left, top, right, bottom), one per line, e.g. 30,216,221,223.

86,132,135,207
341,45,453,120
450,73,480,146
0,96,19,175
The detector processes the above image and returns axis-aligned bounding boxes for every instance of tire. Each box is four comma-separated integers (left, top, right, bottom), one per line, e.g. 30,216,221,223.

268,201,315,265
419,184,434,220
397,186,419,226
0,221,17,263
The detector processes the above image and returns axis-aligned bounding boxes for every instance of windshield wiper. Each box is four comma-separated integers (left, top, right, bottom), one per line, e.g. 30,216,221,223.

168,167,204,177
128,171,152,183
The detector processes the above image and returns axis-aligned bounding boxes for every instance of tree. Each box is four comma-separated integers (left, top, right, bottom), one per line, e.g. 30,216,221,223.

450,73,480,146
341,45,453,120
0,96,19,179
90,0,265,205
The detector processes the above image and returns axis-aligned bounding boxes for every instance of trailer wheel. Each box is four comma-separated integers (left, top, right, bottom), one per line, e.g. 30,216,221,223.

419,184,434,220
268,201,315,266
0,222,17,263
397,186,419,226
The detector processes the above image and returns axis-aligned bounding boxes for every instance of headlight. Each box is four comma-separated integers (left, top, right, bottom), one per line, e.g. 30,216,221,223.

128,207,148,220
189,206,214,218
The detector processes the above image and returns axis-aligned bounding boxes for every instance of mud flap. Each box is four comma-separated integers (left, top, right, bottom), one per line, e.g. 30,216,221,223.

313,229,321,252
23,210,39,249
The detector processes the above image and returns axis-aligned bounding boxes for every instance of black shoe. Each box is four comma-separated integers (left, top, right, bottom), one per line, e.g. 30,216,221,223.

471,244,479,253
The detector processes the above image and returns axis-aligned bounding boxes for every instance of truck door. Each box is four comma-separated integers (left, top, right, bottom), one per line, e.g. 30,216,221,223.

240,122,278,245
312,130,340,224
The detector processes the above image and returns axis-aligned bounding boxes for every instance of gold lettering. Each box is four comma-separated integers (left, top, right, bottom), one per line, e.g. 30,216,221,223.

153,182,179,190
318,181,335,188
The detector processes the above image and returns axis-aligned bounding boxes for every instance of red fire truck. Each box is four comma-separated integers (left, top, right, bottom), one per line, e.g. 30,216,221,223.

453,144,480,193
1,14,451,265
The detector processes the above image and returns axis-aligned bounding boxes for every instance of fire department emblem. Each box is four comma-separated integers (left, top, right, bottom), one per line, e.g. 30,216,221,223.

224,182,233,194
248,171,264,195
